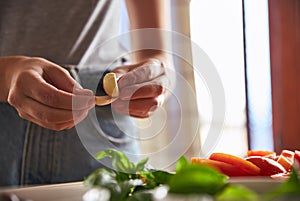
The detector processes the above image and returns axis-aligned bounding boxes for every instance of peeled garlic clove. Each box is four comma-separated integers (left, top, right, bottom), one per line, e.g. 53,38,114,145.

103,72,119,97
94,96,118,106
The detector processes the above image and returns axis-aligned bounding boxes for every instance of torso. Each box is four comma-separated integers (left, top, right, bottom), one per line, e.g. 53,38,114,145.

0,0,127,67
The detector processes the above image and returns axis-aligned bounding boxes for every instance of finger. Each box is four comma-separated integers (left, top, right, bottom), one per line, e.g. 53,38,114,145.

43,63,94,96
120,84,163,100
18,70,94,110
117,60,165,88
112,98,159,118
119,75,169,100
42,62,82,92
16,95,90,124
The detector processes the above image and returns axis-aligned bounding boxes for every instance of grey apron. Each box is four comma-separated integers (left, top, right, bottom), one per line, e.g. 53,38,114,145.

0,65,139,186
0,0,139,186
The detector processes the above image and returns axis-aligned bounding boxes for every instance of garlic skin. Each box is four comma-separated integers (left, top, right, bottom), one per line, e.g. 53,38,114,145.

103,73,119,98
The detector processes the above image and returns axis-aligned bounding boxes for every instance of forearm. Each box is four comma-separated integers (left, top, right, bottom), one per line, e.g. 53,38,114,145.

0,56,22,102
0,57,8,102
125,0,171,63
126,0,170,29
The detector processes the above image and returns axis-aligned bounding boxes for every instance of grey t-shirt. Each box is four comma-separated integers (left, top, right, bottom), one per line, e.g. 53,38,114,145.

0,0,127,67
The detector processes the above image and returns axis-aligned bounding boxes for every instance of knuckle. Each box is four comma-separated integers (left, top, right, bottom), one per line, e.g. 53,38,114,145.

15,71,30,85
18,112,25,119
74,111,88,124
73,111,83,120
14,70,38,91
22,57,44,66
81,110,89,119
36,111,50,123
7,92,18,107
7,92,24,111
18,111,27,120
58,66,70,75
27,57,51,69
30,56,47,63
13,77,23,89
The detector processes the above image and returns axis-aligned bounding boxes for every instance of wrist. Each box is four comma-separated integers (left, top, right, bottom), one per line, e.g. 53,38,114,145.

0,56,27,102
130,50,172,66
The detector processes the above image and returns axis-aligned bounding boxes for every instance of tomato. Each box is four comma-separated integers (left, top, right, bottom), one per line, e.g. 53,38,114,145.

192,149,299,178
274,149,295,172
209,153,260,176
191,158,249,177
277,155,293,172
294,150,300,164
280,149,295,161
247,150,277,160
245,156,286,176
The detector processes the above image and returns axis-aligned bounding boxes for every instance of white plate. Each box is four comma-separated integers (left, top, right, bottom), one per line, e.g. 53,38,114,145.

229,177,283,194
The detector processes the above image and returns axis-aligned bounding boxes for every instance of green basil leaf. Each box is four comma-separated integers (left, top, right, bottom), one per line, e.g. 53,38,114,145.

135,158,149,172
115,172,132,182
168,164,227,195
84,168,117,188
175,156,189,172
151,170,174,184
216,184,258,201
108,179,143,201
95,149,136,173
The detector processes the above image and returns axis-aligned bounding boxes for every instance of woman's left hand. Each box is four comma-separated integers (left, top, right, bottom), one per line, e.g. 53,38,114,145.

112,57,174,118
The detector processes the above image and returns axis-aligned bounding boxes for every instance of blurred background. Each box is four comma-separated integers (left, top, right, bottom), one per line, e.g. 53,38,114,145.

137,0,300,170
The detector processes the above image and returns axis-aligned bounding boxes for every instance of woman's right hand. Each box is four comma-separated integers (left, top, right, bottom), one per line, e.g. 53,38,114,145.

0,56,95,130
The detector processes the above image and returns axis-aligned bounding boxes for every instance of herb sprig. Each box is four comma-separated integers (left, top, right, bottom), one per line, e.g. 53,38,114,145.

84,149,300,201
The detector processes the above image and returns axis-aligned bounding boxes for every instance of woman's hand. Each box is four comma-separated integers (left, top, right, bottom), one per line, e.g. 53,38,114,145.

0,56,95,130
112,56,174,118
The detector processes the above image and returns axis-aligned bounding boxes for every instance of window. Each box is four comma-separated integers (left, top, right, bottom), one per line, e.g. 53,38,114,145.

190,0,247,157
138,0,274,169
190,0,273,156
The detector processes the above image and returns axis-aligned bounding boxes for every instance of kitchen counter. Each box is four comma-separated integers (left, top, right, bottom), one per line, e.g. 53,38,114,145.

0,182,87,201
0,178,283,201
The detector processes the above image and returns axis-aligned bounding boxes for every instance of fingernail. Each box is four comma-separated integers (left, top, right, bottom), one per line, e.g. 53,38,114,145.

74,82,83,89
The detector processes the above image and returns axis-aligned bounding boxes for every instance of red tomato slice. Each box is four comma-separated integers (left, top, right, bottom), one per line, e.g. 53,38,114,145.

294,150,300,164
191,158,249,177
209,153,260,176
280,149,295,161
277,155,293,172
247,150,277,160
245,156,286,176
